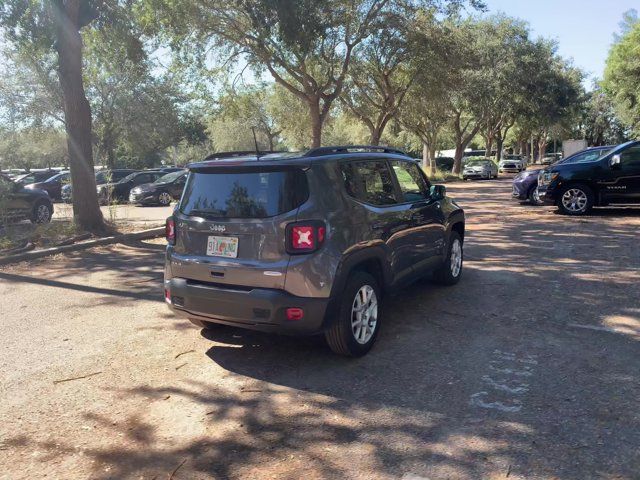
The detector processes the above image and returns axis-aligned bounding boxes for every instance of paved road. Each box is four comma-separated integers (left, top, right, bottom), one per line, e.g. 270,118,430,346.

53,201,174,227
1,179,639,479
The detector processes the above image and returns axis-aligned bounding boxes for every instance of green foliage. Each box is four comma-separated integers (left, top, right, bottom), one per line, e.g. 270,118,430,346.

0,127,67,169
603,19,640,136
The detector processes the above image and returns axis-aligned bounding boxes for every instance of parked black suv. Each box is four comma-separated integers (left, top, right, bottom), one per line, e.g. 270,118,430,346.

0,174,54,224
538,140,640,215
164,146,465,356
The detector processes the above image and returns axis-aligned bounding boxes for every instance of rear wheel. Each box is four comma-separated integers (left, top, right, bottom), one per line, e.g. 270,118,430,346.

325,271,381,357
433,231,463,285
557,184,593,215
31,201,52,224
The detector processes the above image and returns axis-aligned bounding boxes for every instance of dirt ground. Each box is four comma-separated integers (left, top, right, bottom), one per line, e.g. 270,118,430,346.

1,178,639,480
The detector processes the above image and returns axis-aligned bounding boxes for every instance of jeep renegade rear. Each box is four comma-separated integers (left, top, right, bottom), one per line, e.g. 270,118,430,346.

164,146,465,356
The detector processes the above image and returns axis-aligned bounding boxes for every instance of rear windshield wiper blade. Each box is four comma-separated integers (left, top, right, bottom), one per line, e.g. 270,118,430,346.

185,209,225,219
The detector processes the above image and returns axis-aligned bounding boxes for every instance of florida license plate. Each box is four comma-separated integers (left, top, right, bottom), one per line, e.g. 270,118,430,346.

206,236,238,258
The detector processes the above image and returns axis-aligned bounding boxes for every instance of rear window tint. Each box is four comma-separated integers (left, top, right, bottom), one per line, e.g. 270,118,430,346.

180,168,308,218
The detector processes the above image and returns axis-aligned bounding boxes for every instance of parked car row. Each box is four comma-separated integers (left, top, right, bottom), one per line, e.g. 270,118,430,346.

513,141,640,216
60,167,185,206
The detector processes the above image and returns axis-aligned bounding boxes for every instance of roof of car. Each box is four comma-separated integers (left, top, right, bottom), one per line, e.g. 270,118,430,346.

187,146,412,170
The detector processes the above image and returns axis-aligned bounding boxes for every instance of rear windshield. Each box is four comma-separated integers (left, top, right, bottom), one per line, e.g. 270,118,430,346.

180,168,308,219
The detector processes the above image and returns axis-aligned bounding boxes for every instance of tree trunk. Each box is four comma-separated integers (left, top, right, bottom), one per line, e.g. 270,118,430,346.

106,143,116,169
55,0,103,231
452,144,465,175
537,136,547,162
422,143,429,172
428,144,437,175
496,137,505,162
485,135,494,159
370,127,382,146
309,99,323,148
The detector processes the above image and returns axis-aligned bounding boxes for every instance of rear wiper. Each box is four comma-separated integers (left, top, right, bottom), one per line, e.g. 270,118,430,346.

186,209,224,219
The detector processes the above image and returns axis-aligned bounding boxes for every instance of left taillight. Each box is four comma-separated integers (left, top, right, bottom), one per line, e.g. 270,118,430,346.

286,221,326,254
166,217,176,245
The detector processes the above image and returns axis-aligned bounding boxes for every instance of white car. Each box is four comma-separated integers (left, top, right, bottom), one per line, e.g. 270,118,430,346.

498,155,525,173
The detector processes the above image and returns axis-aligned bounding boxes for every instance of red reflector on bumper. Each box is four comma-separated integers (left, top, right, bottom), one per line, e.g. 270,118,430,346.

164,288,171,303
286,308,304,321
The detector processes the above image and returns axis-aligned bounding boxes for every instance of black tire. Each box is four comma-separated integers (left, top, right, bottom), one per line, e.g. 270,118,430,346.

324,271,381,357
556,183,594,216
528,186,543,205
31,201,52,224
433,231,463,285
158,191,172,206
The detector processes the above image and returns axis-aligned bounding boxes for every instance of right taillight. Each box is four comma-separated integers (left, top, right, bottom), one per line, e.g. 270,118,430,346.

166,217,176,245
286,221,326,254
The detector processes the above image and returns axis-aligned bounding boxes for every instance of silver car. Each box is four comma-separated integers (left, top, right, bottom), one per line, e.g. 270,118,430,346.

463,159,498,180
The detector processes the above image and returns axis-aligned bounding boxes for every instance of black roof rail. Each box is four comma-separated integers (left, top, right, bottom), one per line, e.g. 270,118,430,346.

304,145,407,157
204,150,285,160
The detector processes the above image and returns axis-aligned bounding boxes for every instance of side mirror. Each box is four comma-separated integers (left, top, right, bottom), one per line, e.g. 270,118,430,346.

430,184,446,201
610,154,621,168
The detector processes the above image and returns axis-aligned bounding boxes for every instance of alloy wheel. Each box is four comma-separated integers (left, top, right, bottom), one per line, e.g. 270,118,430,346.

35,204,51,223
450,238,462,277
351,285,378,345
159,192,172,205
561,188,587,213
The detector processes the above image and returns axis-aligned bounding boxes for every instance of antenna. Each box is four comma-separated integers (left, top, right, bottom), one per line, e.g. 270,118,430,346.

251,127,261,160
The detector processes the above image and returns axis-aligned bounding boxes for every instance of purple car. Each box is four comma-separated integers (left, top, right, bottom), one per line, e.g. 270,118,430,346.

512,146,613,204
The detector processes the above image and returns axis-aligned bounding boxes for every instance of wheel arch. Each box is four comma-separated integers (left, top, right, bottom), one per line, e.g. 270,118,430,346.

321,247,391,330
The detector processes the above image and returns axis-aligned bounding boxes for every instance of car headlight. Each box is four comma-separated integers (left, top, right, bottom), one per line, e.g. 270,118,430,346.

539,171,558,186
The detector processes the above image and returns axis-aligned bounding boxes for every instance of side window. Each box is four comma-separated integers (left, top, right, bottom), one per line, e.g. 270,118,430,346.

340,160,398,206
621,147,640,168
134,174,150,185
389,160,430,203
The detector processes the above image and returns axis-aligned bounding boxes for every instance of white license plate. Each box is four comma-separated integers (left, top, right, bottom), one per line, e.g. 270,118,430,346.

206,236,238,258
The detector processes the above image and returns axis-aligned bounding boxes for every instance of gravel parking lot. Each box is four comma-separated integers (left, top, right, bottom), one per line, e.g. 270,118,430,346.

1,178,639,479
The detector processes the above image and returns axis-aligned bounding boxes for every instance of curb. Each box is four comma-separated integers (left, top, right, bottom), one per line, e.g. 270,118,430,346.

0,227,165,266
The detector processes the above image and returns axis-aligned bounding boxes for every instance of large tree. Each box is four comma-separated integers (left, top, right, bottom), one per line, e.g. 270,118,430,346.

138,0,482,148
340,9,413,145
603,19,640,137
1,1,109,230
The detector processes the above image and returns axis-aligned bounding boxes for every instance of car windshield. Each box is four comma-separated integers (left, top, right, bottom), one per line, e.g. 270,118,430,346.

467,161,491,167
118,172,140,183
155,171,184,184
560,148,611,165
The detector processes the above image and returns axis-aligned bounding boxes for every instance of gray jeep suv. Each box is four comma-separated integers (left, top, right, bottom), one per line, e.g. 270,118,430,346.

164,146,465,356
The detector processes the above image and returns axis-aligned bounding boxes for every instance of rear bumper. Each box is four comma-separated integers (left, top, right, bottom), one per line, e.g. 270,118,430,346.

165,277,329,335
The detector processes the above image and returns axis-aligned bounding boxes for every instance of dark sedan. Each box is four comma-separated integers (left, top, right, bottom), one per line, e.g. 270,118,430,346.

14,170,59,186
0,174,54,224
97,170,165,204
24,171,70,201
62,169,137,203
129,170,187,206
512,146,613,204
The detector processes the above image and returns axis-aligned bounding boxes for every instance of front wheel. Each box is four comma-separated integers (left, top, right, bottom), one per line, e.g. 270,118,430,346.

158,191,172,206
433,231,463,285
325,271,381,357
557,184,593,215
528,186,543,205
